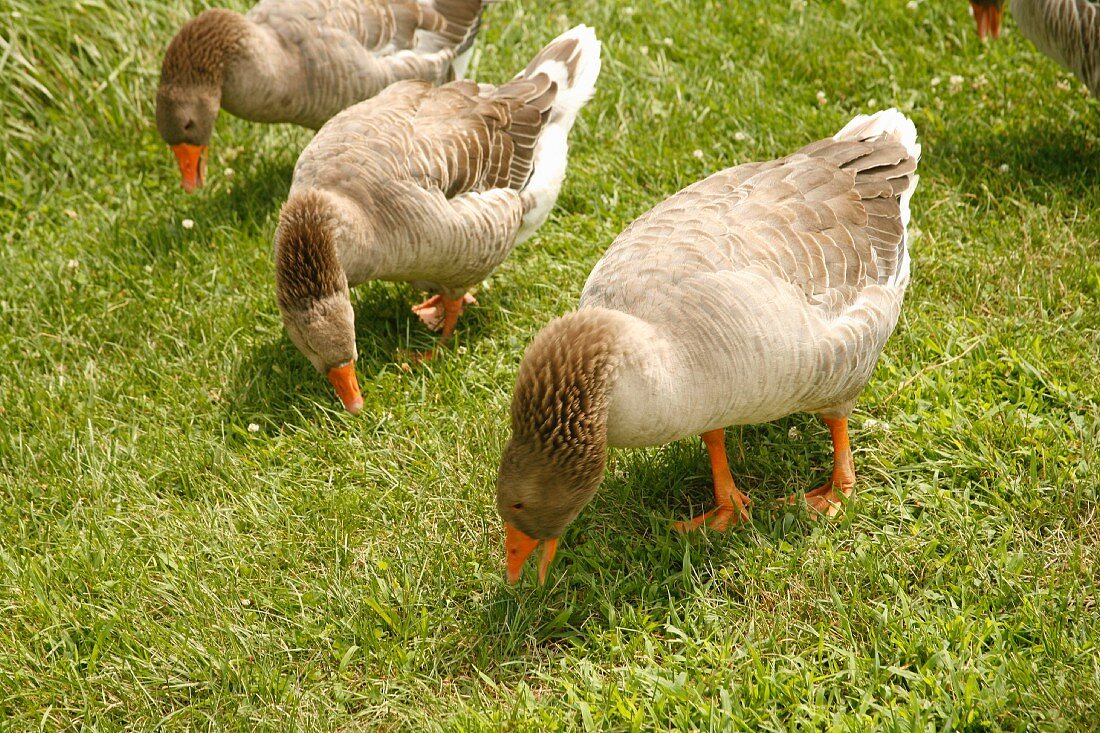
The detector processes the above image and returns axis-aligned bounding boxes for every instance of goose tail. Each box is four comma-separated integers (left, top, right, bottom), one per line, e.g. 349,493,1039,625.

512,24,602,241
834,108,921,286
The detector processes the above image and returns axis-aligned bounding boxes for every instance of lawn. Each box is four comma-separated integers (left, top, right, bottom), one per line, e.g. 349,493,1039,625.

1,0,1098,729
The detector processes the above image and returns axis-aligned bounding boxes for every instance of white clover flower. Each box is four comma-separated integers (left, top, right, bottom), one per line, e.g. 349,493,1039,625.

692,149,704,160
930,77,942,87
223,168,235,180
816,90,828,106
949,75,964,93
999,163,1010,173
788,426,802,440
66,259,79,271
247,423,260,433
182,218,195,230
734,131,750,142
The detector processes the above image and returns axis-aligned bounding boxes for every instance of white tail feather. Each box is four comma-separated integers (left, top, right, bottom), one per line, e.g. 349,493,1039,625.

836,108,920,287
515,25,602,242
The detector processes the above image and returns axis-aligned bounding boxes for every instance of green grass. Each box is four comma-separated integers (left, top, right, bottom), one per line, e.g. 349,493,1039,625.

2,0,1098,729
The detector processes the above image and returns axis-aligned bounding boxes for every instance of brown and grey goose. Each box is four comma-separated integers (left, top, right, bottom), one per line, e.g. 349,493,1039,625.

969,1,1100,98
274,25,602,414
495,110,921,584
156,0,485,191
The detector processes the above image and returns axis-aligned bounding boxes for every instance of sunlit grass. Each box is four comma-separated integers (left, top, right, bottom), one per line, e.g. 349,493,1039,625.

1,0,1098,729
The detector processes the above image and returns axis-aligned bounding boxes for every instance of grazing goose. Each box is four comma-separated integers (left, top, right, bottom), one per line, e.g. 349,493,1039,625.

969,0,1100,98
274,25,602,414
156,0,485,192
496,110,921,584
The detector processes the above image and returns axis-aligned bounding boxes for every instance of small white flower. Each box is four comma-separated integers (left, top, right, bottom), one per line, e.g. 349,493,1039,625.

182,218,195,230
223,168,235,180
734,131,750,142
623,6,635,15
64,209,79,220
247,423,260,433
639,45,649,55
815,90,828,106
788,426,802,440
930,76,942,87
66,259,79,270
1056,80,1071,92
143,265,153,273
662,37,673,46
866,98,877,108
949,75,964,93
998,163,1010,173
692,149,704,160
906,0,918,9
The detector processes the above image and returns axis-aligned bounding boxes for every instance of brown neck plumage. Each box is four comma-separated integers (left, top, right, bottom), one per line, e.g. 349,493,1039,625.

160,9,250,88
509,309,623,484
274,192,345,312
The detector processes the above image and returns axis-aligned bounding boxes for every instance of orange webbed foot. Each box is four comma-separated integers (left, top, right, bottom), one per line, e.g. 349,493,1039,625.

411,293,476,333
791,480,853,519
673,489,751,534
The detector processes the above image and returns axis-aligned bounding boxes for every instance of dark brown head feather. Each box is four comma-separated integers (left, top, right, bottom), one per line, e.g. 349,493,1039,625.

159,9,249,88
274,191,345,311
510,310,622,479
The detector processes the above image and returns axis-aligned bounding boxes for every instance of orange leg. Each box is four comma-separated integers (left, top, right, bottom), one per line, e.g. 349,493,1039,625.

411,292,477,333
788,416,855,518
673,429,752,533
408,292,476,361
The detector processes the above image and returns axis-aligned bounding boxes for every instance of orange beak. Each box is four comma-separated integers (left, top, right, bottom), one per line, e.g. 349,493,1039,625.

970,1,1003,40
505,522,558,585
326,361,363,415
171,143,208,192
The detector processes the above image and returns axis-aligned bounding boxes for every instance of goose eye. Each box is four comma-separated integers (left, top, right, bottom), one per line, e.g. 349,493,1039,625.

511,503,524,511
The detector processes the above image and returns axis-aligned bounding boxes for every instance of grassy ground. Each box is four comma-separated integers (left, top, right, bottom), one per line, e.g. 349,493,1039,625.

2,0,1098,729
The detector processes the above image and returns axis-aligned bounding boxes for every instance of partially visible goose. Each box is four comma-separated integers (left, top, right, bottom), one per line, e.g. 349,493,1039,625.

969,1,1100,97
156,0,485,191
274,25,602,414
496,110,921,584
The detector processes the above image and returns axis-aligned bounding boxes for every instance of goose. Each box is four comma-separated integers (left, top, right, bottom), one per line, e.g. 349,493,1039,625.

274,25,602,414
156,0,485,192
969,0,1100,98
496,110,921,584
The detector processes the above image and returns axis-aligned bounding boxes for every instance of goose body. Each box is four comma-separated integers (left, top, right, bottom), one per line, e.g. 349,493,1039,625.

156,0,485,190
971,0,1100,97
497,110,921,584
274,25,602,413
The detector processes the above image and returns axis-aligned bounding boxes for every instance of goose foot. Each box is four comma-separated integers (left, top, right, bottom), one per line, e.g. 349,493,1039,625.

673,490,751,533
783,416,856,519
411,293,476,333
673,428,752,533
799,480,853,518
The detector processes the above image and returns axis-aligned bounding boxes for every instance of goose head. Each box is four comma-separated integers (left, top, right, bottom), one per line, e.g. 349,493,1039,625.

274,192,363,415
156,9,247,192
495,311,620,584
969,0,1005,40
